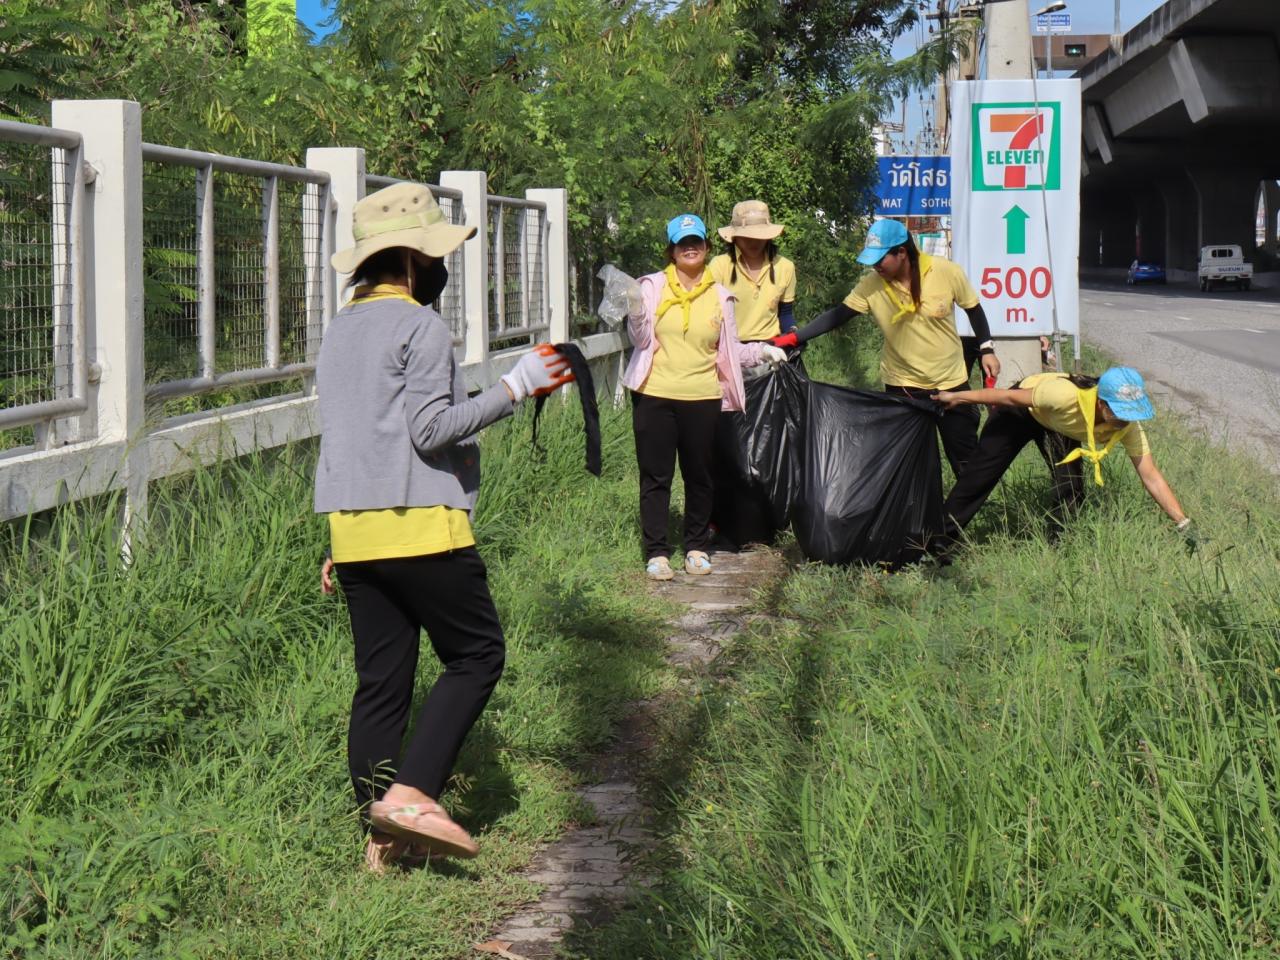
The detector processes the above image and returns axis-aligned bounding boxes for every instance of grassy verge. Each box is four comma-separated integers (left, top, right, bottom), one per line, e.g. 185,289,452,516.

1,396,673,958
574,332,1280,958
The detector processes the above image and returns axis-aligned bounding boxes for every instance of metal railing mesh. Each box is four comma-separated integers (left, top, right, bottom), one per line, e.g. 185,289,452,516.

277,179,324,366
0,142,74,419
213,172,266,374
487,199,548,349
142,161,200,383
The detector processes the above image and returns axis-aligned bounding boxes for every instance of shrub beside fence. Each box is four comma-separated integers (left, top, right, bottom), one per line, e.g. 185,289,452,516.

0,99,627,529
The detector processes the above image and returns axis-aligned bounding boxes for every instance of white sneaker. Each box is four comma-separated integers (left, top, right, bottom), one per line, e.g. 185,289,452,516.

684,550,712,576
646,556,675,581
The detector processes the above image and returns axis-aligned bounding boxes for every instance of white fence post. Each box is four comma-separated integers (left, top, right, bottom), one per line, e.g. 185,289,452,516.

52,99,147,539
441,171,489,372
305,147,365,312
527,187,568,344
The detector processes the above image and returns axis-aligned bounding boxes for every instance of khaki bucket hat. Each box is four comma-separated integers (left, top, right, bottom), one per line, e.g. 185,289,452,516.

331,182,477,274
717,200,785,242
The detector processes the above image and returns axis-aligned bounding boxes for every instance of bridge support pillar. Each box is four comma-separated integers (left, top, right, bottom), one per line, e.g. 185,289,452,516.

1158,173,1199,275
1260,179,1280,258
1188,166,1261,261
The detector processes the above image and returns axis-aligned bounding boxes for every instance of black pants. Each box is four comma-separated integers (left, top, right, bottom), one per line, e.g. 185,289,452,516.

940,406,1084,542
631,391,720,560
336,547,505,819
884,381,981,477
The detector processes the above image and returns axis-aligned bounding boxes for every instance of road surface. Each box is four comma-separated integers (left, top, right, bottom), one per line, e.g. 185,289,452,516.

1078,280,1280,473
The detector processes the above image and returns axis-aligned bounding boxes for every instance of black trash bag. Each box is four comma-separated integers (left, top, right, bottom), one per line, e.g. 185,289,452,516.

711,357,808,547
791,383,944,566
740,357,808,527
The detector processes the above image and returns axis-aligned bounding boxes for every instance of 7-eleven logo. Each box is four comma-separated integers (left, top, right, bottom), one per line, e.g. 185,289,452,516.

971,101,1061,191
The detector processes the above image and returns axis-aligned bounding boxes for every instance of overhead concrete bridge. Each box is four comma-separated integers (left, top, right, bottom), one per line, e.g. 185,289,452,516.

1078,0,1280,276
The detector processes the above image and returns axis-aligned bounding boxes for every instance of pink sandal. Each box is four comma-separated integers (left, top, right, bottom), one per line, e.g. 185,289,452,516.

369,799,480,860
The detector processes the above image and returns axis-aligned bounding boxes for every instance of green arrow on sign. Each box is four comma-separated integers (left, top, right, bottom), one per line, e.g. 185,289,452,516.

1003,205,1029,255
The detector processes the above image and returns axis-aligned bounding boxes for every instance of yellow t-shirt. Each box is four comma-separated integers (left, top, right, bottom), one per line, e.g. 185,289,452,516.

329,506,476,563
638,276,723,401
843,254,979,390
708,253,796,342
1022,373,1151,457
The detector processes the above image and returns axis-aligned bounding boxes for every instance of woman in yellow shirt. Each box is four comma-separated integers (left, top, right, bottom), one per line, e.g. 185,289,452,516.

771,218,999,478
621,213,785,580
931,366,1194,552
707,200,798,547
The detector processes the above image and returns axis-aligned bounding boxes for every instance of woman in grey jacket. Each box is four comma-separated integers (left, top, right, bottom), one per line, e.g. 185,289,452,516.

316,183,573,871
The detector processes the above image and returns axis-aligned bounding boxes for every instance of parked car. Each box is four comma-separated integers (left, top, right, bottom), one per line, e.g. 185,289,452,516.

1126,260,1166,284
1198,245,1252,291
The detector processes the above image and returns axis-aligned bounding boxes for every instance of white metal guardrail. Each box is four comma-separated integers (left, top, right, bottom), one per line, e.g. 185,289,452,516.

0,100,626,529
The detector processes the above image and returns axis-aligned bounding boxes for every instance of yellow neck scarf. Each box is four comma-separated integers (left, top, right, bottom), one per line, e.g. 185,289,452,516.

881,253,934,322
656,265,716,334
349,283,419,307
1055,385,1131,486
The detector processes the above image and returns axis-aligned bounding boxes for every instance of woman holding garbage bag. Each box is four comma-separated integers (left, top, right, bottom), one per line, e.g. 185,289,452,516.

771,218,999,478
622,213,787,580
931,366,1195,551
315,183,574,871
706,201,798,547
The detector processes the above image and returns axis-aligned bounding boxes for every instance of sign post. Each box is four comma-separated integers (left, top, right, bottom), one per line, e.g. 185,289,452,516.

950,79,1081,374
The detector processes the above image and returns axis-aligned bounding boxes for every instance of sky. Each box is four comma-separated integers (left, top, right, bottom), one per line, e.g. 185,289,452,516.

296,0,336,38
888,0,1169,152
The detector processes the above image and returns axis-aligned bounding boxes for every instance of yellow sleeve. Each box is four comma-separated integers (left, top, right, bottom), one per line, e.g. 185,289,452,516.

781,259,797,302
843,272,878,313
1121,423,1152,457
1029,375,1078,416
948,260,980,309
708,255,730,286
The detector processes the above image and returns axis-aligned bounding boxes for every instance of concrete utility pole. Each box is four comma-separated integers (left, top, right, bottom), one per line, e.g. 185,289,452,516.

982,0,1044,386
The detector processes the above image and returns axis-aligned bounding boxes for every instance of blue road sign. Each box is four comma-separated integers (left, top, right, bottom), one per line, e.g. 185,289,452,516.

874,156,951,216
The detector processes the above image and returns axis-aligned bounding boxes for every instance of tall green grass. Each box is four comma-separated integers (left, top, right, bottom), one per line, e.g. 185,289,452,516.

1,395,672,957
574,333,1280,959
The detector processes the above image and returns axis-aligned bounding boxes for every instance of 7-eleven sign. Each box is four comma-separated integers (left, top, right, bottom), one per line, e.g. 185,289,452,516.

970,101,1062,191
951,80,1080,339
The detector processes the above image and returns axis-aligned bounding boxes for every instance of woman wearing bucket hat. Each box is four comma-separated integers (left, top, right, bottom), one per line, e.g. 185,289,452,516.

770,218,999,478
706,200,798,548
930,366,1195,552
622,212,787,580
316,182,574,871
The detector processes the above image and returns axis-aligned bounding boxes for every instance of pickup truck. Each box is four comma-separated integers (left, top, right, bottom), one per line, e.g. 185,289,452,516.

1198,245,1253,292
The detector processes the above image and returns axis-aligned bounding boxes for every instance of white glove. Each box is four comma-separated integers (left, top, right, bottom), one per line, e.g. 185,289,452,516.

501,345,574,403
624,279,645,317
760,344,788,365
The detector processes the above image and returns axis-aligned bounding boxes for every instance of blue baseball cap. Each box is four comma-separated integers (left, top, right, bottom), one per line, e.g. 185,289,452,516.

855,219,911,265
1097,367,1155,421
667,213,707,244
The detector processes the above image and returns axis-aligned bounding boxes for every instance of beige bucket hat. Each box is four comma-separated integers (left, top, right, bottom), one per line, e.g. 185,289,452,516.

717,200,785,242
331,182,477,274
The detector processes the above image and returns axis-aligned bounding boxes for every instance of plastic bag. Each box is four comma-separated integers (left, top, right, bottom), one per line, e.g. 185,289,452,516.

596,264,640,329
711,357,807,547
790,383,944,566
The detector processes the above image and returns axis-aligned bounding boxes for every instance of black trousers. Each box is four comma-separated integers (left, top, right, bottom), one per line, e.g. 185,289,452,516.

631,391,720,560
336,547,505,819
940,406,1084,542
884,381,981,477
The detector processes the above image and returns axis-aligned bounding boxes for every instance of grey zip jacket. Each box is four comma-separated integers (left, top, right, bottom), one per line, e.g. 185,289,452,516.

314,297,514,514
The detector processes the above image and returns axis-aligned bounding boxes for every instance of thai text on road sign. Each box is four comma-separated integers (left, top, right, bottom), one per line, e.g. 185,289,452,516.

950,79,1081,338
874,157,951,216
1034,12,1071,33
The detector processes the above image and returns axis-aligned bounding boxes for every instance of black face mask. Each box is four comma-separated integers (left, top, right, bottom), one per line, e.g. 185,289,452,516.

412,259,449,306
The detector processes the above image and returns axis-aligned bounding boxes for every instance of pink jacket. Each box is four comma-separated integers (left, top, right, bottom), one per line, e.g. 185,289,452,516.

622,270,764,412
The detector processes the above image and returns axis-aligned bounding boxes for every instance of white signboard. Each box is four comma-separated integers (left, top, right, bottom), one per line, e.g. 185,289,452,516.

1034,12,1071,33
950,79,1080,338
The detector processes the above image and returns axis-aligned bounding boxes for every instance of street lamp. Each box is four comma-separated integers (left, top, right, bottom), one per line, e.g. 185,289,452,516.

1035,1,1067,78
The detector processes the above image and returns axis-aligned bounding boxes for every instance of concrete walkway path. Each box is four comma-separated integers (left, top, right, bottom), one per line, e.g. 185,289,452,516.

478,546,786,960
